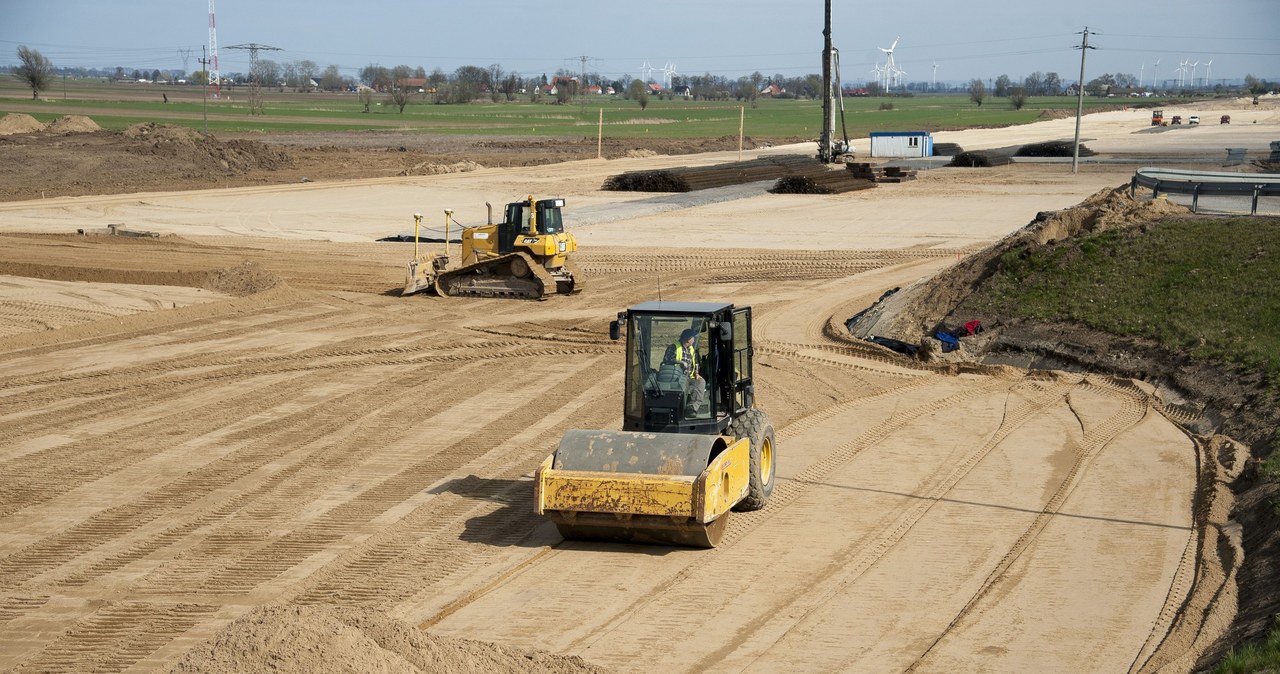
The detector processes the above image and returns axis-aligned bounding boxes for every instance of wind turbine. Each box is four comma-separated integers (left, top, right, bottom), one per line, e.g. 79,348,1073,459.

932,61,938,90
1139,63,1144,89
640,60,654,83
1153,58,1160,91
1189,60,1199,89
879,36,900,90
661,62,678,90
1203,59,1212,87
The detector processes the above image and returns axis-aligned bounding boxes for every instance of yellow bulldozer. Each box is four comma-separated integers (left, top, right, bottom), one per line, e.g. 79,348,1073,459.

403,196,583,300
535,301,776,547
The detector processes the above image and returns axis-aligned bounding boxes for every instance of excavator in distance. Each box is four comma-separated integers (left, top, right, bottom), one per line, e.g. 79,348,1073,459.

403,196,583,300
535,301,776,548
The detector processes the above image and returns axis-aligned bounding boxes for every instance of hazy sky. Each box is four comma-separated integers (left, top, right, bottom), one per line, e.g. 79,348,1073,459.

2,0,1277,86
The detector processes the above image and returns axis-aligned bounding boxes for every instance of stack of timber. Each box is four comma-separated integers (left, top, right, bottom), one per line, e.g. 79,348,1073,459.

603,155,874,194
845,163,918,183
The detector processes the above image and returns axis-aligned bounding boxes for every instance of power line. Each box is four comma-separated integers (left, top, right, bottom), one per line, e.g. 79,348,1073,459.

1104,33,1279,41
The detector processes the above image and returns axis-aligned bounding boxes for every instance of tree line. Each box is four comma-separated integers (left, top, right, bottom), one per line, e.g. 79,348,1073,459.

11,44,1276,109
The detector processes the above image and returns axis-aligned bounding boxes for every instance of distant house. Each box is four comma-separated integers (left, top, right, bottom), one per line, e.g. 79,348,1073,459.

648,83,663,95
585,84,603,95
760,83,784,97
672,85,692,98
869,131,933,158
396,78,427,92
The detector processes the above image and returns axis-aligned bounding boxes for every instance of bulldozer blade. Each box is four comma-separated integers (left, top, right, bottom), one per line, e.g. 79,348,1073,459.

403,258,436,296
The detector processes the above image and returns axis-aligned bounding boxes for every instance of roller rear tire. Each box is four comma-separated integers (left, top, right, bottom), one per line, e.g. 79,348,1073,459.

729,408,775,511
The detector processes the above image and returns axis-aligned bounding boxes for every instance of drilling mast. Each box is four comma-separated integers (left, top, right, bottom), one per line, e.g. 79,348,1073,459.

818,0,850,162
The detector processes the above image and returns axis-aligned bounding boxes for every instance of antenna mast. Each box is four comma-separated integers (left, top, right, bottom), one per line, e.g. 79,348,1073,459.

208,0,220,96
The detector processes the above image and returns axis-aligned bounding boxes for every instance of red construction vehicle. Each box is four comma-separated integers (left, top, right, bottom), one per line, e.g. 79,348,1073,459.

1151,110,1164,126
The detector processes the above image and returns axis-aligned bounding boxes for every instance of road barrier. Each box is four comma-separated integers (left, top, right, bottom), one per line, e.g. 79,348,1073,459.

1130,165,1280,215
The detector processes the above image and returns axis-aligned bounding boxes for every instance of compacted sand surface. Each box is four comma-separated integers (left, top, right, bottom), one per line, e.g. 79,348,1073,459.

0,100,1275,672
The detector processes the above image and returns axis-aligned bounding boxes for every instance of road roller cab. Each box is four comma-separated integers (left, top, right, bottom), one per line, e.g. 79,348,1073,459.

534,301,776,547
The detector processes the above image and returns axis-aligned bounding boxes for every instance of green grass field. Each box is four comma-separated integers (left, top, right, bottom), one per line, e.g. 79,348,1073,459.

969,217,1280,396
1,75,1190,138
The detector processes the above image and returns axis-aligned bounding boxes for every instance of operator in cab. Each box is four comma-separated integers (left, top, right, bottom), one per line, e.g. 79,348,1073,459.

664,327,706,412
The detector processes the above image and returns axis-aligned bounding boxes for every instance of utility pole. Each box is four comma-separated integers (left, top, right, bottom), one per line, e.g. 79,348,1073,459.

226,43,283,115
569,54,597,109
1072,26,1095,174
199,46,210,132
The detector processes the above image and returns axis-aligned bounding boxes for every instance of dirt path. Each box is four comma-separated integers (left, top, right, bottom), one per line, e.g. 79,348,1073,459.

1,106,1273,671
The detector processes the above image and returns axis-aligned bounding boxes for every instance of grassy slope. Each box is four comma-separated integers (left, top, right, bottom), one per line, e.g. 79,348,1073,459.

969,217,1280,395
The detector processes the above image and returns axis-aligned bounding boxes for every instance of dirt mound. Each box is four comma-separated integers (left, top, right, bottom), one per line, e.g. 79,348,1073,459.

398,160,483,176
1036,108,1076,120
848,184,1191,341
623,148,658,158
166,605,611,674
1032,184,1190,244
123,123,293,174
124,122,205,142
0,112,44,135
203,261,283,296
46,115,102,134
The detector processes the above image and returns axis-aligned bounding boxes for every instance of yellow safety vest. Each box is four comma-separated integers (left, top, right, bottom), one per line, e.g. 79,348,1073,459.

673,343,697,378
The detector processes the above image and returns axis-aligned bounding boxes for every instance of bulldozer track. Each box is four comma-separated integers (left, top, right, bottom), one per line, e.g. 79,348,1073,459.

550,376,1055,669
0,342,607,423
435,252,552,300
419,375,1026,664
0,227,1209,673
9,601,218,674
901,377,1153,672
686,378,1089,672
0,358,619,670
0,365,464,590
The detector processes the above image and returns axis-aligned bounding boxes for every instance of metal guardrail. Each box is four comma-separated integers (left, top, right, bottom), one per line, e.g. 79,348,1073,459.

1130,167,1280,215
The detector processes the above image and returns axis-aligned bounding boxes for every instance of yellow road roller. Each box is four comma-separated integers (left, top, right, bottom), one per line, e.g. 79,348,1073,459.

535,301,776,547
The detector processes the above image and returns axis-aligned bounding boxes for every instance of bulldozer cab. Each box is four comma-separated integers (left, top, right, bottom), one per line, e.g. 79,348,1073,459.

465,197,568,259
489,197,569,256
611,301,754,436
506,198,564,235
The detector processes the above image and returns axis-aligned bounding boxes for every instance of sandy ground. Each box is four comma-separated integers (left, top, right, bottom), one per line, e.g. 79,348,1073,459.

0,99,1275,673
